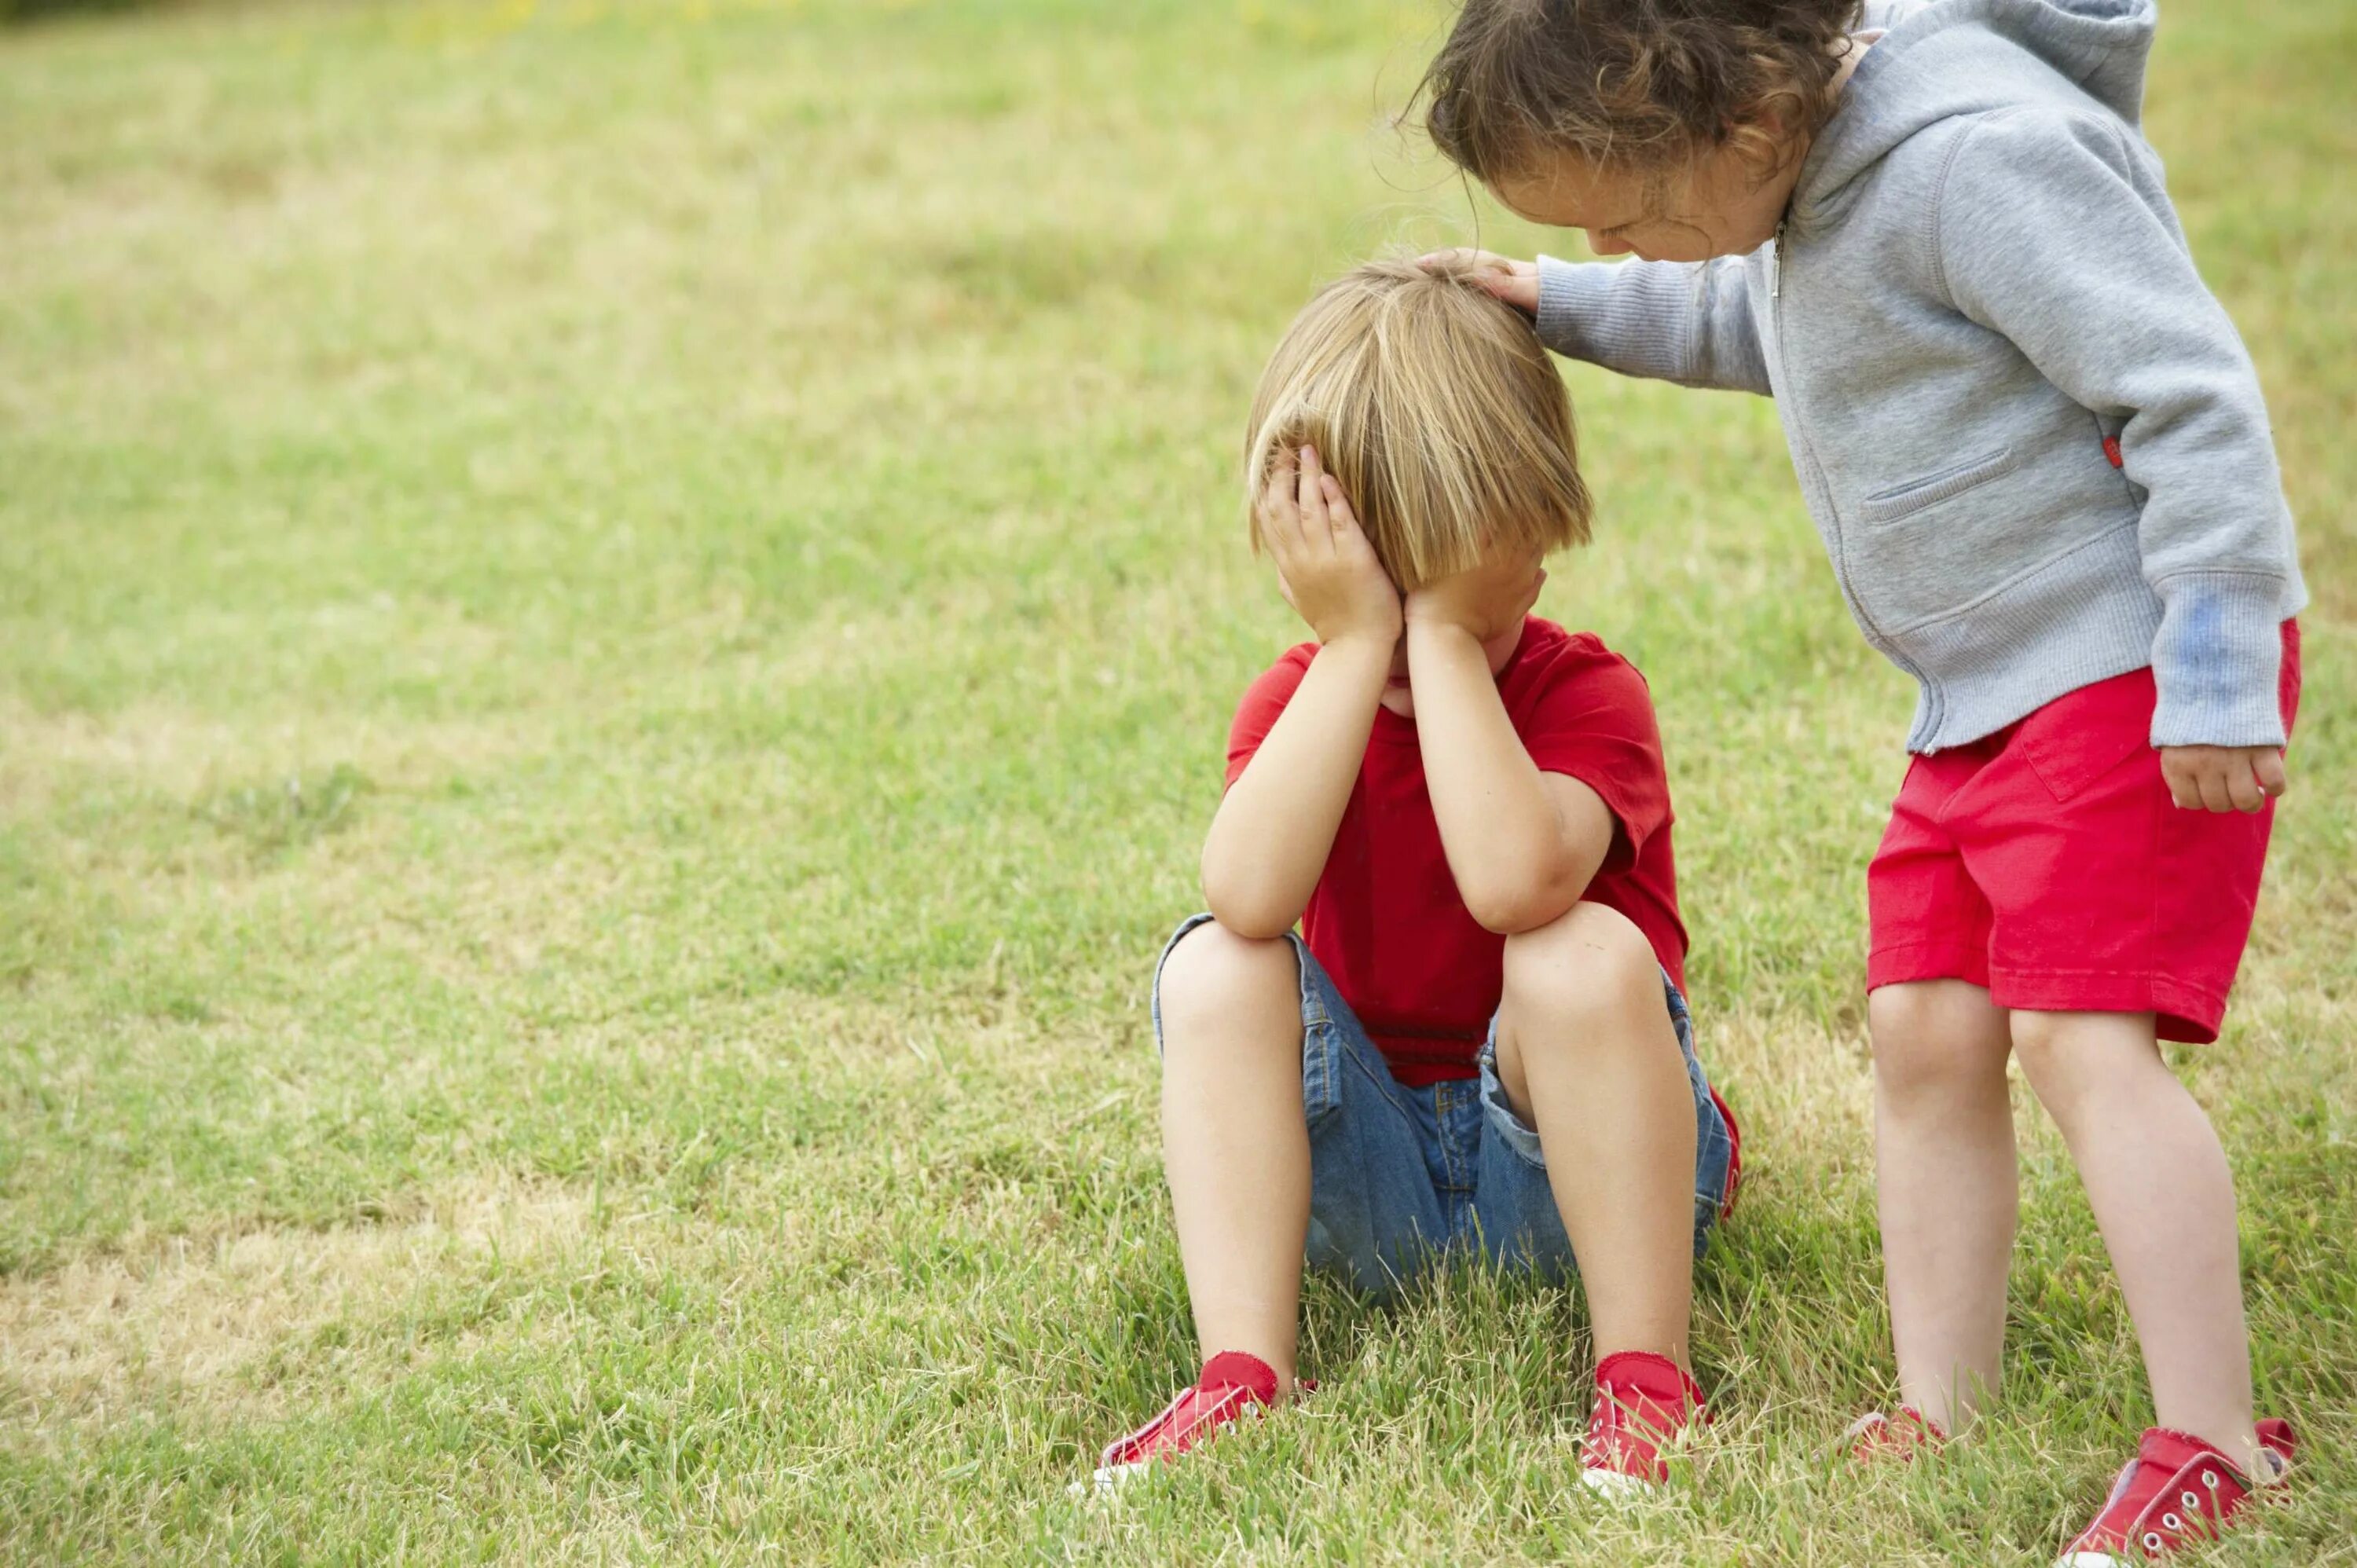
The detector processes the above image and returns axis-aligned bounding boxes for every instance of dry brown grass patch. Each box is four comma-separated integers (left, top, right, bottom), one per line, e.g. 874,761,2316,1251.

0,695,531,821
0,1173,596,1430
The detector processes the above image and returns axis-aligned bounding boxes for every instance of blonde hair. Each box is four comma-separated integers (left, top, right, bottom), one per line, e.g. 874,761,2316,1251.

1244,257,1591,592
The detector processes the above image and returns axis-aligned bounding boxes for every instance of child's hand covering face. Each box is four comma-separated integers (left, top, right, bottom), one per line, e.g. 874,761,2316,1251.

1405,549,1546,647
1259,445,1403,650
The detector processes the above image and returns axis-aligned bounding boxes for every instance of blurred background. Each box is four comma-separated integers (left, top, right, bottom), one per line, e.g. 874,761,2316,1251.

3,0,2351,1560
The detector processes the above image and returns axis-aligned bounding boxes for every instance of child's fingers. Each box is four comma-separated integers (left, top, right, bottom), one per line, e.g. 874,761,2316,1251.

1264,445,1297,512
1421,251,1538,314
1321,478,1398,591
2254,749,2289,799
2226,749,2278,813
1259,449,1301,550
1319,474,1358,537
2193,761,2234,814
2161,753,2204,811
1296,445,1329,536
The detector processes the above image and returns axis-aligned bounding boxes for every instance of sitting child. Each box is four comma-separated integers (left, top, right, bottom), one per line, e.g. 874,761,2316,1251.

1094,258,1739,1495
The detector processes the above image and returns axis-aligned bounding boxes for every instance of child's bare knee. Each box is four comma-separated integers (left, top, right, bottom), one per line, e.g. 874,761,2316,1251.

1499,902,1661,1046
2009,1010,2160,1129
1869,981,2009,1106
1157,920,1299,1032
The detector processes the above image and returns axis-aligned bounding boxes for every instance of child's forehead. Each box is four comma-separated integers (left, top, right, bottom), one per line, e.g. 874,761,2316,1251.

1494,151,1673,229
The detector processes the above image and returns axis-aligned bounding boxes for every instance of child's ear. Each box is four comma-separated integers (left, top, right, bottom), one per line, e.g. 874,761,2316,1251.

1723,94,1812,181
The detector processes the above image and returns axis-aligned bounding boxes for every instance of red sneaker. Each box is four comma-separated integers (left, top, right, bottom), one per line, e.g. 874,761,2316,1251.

1088,1350,1292,1492
1844,1405,1947,1463
1582,1350,1708,1497
2059,1420,2295,1566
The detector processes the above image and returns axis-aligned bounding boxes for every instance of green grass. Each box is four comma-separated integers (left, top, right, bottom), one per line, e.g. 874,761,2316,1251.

2,0,2352,1560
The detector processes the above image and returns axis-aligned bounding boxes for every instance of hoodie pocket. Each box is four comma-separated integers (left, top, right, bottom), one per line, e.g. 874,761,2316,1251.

1858,446,2019,526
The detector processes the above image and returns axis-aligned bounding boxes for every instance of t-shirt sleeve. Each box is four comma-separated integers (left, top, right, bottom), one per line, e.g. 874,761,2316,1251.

1223,650,1314,789
1517,653,1672,873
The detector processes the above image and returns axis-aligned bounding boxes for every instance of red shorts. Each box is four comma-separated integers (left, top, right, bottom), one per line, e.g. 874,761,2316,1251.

1866,621,2301,1043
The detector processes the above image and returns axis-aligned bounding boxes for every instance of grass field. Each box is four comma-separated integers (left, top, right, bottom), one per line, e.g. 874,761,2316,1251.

2,0,2352,1561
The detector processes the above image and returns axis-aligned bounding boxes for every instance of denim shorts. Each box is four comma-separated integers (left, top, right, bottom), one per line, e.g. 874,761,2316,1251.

1151,913,1736,1295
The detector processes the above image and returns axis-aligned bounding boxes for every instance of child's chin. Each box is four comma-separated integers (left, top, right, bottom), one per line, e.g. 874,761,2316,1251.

1380,688,1417,718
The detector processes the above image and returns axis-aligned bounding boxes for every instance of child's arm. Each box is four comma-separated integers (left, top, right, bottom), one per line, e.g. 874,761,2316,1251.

1403,559,1618,935
1424,248,1771,395
1936,112,2297,802
1200,447,1402,939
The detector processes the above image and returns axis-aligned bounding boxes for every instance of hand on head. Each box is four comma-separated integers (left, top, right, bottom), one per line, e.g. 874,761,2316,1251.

1258,445,1403,650
1416,249,1540,317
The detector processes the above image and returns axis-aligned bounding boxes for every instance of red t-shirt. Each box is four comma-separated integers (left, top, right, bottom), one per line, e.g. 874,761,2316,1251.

1225,617,1687,1087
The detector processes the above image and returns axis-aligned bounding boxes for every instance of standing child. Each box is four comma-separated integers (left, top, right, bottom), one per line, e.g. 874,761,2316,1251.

1412,0,2304,1560
1095,259,1740,1497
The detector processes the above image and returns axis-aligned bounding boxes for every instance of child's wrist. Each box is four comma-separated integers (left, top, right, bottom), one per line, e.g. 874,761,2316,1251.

1318,628,1397,662
1403,615,1486,651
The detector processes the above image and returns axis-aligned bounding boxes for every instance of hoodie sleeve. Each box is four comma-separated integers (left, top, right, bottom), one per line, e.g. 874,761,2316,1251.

1934,108,2298,749
1534,253,1771,396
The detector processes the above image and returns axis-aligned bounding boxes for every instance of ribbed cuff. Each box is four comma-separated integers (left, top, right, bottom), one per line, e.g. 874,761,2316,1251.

2147,572,2290,748
1534,255,1599,355
1534,255,1692,382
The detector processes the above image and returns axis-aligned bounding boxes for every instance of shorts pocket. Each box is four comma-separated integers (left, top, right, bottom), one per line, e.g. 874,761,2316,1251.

1858,446,2018,525
2016,671,2157,804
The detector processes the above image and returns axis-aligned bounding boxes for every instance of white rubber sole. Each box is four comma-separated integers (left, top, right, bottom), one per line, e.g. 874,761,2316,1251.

1578,1466,1663,1502
1091,1453,1670,1501
1070,1459,1148,1498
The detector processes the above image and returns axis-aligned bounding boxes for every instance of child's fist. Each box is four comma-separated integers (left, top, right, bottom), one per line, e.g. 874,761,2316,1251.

1259,445,1402,650
2160,745,2289,814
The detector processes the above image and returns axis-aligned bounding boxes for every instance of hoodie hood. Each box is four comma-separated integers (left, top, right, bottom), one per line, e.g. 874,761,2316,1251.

1796,0,2157,220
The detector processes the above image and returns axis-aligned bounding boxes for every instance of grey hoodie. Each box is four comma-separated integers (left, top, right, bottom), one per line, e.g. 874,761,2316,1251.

1535,0,2305,752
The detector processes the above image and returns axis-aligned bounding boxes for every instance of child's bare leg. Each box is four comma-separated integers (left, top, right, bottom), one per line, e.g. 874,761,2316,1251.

2011,1009,2260,1473
1156,921,1311,1388
1493,903,1696,1366
1869,980,2018,1434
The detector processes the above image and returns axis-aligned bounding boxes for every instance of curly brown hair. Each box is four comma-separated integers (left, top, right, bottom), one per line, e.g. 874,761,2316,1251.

1415,0,1864,185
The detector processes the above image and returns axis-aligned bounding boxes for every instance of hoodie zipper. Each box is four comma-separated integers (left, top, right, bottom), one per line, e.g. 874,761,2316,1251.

1763,211,1930,709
